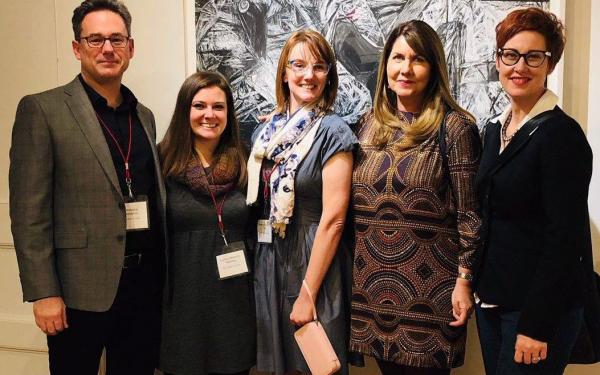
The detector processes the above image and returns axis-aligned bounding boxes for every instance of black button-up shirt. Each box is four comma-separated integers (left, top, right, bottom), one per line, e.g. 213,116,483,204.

79,75,162,256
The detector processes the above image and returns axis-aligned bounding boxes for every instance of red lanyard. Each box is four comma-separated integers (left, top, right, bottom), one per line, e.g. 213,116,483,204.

261,162,279,201
202,167,229,246
261,163,279,217
95,112,134,198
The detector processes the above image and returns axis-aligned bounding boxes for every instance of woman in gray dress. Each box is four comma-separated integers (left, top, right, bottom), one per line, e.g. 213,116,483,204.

246,29,358,374
158,71,255,375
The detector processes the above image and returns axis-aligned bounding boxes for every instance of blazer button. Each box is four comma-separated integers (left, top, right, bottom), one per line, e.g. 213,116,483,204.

116,234,124,242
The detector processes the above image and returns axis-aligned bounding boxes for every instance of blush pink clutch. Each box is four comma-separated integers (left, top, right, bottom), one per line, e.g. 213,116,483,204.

294,280,341,375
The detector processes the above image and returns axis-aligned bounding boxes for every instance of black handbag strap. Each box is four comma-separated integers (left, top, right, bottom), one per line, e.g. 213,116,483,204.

438,111,453,199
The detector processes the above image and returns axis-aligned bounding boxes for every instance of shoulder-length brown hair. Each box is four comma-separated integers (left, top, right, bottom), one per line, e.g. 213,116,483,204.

371,20,474,149
159,71,247,187
273,29,338,114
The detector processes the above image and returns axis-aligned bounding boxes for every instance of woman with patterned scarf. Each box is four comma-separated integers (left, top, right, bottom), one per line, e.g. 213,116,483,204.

247,29,358,374
158,71,256,375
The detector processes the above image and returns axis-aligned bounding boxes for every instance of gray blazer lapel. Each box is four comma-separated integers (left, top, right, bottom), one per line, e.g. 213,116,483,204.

64,78,122,195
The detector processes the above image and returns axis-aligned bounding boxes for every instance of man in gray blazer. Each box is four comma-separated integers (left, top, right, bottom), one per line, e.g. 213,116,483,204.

9,1,166,374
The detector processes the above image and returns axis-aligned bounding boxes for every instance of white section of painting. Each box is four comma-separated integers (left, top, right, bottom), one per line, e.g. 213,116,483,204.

195,0,550,135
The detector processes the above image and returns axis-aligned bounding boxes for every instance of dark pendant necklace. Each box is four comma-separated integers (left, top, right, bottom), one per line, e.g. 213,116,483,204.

501,112,517,144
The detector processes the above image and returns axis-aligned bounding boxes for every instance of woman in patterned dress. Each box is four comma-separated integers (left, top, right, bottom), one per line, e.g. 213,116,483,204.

349,20,482,374
247,29,358,374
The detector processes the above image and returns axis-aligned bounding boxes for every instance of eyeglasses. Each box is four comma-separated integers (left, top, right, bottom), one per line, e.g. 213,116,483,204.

497,48,551,68
79,34,130,48
287,60,330,75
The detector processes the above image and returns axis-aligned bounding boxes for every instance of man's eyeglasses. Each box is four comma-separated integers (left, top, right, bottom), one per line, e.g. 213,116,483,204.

497,48,551,68
287,60,330,75
79,35,130,48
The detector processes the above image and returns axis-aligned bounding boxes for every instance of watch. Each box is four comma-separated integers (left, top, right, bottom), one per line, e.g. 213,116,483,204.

457,272,474,282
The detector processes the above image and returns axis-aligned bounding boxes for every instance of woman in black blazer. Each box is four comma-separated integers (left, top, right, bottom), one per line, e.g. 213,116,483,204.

474,7,593,375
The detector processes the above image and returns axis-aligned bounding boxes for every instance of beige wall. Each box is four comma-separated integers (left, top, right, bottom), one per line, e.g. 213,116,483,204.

0,0,598,374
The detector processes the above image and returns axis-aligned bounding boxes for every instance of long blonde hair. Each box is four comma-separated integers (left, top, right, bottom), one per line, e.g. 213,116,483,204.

372,20,474,149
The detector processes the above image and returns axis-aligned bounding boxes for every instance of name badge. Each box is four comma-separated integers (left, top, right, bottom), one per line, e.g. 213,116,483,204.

257,219,272,243
125,195,150,231
216,241,249,279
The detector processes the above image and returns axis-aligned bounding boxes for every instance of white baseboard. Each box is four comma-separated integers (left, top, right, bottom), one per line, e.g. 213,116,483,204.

0,313,47,353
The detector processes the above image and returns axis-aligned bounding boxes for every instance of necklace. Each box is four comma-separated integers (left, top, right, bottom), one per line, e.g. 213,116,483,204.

501,112,517,144
398,110,417,125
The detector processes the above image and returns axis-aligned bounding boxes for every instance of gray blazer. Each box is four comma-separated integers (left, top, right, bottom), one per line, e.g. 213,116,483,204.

9,77,167,312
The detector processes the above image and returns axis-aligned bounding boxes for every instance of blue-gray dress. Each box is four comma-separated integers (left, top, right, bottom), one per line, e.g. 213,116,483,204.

252,114,358,374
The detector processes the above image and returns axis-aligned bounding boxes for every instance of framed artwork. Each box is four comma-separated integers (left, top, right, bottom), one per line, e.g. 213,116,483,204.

185,0,564,140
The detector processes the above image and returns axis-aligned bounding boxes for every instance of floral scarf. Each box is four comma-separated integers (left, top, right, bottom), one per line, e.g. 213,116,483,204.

247,106,323,237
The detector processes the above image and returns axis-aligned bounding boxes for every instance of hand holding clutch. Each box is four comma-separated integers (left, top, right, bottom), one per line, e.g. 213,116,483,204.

293,280,341,375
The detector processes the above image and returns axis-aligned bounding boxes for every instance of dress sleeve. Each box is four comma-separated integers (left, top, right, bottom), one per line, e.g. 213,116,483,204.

250,122,266,145
319,114,359,166
446,113,483,269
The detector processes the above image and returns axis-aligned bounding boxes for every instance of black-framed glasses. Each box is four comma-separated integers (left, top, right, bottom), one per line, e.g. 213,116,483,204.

497,48,551,68
287,60,330,75
79,34,130,48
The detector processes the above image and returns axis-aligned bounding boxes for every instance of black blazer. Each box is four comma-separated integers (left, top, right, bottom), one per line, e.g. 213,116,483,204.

475,107,593,342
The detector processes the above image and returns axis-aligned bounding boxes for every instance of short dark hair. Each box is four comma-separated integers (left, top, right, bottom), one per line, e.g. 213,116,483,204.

496,7,566,69
72,0,132,39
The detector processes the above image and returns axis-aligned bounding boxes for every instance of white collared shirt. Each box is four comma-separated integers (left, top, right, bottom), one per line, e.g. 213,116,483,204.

493,89,559,153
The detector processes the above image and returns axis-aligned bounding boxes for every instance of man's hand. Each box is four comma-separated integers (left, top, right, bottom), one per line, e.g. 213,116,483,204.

33,296,68,335
514,334,547,365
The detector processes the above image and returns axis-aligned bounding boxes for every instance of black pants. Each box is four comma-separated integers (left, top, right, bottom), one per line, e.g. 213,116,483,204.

475,305,583,375
47,253,163,375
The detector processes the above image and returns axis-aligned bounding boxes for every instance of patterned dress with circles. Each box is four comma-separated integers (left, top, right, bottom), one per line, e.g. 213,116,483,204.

349,110,482,369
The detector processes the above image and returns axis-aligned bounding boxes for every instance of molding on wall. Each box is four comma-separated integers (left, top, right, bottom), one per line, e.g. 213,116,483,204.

0,345,47,355
183,0,195,75
548,0,566,106
0,313,47,353
0,242,14,252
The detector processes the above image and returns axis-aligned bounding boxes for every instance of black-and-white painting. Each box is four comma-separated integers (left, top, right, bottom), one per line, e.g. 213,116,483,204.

195,0,551,138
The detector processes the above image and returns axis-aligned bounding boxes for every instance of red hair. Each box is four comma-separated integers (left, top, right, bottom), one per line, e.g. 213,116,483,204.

496,7,566,69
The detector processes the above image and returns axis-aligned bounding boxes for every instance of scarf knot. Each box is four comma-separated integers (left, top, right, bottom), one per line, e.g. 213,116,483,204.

247,107,324,237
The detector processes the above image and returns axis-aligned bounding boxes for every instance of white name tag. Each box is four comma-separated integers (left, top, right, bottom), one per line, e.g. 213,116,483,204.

125,199,149,231
257,219,272,243
216,250,249,279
